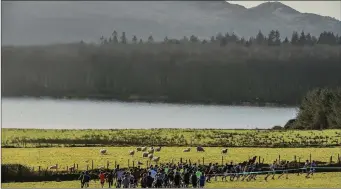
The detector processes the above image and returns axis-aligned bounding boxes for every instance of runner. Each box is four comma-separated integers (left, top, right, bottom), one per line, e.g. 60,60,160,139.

278,161,289,179
122,173,130,188
174,171,181,188
78,171,85,188
183,170,190,188
140,173,147,188
306,160,316,178
99,171,105,188
240,164,250,181
302,160,309,175
264,161,276,181
146,172,154,188
83,171,91,188
199,173,206,188
116,169,124,188
106,171,114,188
191,171,198,188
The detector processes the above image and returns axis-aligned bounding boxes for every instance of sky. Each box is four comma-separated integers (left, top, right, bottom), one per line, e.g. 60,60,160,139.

228,1,341,20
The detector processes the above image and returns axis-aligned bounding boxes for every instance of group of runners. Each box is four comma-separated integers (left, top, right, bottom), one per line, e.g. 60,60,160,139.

78,158,317,188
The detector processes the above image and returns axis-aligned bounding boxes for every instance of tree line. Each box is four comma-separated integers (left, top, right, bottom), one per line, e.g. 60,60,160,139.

2,29,341,107
98,30,341,46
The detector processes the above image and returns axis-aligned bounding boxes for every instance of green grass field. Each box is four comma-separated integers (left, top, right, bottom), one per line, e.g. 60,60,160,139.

2,147,340,170
2,129,341,148
2,129,341,188
2,172,341,188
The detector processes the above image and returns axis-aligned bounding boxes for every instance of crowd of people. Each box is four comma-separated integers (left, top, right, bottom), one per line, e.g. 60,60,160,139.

78,158,317,188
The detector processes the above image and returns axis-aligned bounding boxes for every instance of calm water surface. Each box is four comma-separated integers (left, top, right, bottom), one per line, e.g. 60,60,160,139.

1,98,297,129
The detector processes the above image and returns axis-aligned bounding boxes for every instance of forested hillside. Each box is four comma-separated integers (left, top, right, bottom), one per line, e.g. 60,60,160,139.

2,30,341,107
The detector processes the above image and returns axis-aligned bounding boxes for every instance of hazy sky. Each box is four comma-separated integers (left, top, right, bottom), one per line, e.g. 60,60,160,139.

228,1,341,20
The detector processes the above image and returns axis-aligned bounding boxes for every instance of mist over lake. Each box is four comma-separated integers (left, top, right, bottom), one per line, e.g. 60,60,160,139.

2,98,297,129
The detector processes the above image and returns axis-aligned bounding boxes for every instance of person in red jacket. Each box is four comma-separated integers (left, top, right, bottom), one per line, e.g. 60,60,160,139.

99,171,106,188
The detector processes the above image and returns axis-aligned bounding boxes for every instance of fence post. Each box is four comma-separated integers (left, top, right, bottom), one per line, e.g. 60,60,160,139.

221,156,224,165
107,161,109,169
180,158,182,163
39,166,41,175
67,166,68,172
279,155,281,162
262,158,264,164
338,154,340,164
330,156,333,164
77,164,79,170
309,153,312,163
115,161,117,168
294,155,297,162
258,156,261,164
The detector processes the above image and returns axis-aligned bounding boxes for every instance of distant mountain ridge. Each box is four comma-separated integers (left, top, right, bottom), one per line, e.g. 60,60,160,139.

2,1,341,46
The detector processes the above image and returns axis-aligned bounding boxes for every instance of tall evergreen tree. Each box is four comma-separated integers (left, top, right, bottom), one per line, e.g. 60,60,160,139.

256,30,265,45
112,30,119,44
132,35,138,44
305,33,313,46
298,31,306,45
291,31,299,45
120,32,127,44
230,32,239,43
100,36,105,45
274,30,281,45
148,35,154,44
268,30,276,46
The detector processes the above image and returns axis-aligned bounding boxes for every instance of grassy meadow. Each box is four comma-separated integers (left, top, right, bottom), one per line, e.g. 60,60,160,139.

2,128,341,148
2,147,340,171
2,172,341,188
2,128,341,188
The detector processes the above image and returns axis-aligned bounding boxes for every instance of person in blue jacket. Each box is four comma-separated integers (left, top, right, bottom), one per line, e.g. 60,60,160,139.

199,173,206,188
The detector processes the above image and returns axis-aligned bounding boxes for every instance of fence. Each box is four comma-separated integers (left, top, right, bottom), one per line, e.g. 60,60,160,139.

3,153,341,175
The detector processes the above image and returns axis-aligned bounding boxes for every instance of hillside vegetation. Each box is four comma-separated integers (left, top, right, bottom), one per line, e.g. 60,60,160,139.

2,30,341,107
2,129,340,148
288,88,341,130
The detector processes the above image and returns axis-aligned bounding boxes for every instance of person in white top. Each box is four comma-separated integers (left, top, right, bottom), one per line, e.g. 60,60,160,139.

302,160,309,174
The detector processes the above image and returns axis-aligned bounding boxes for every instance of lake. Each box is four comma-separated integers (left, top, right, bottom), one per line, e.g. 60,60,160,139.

1,98,297,129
